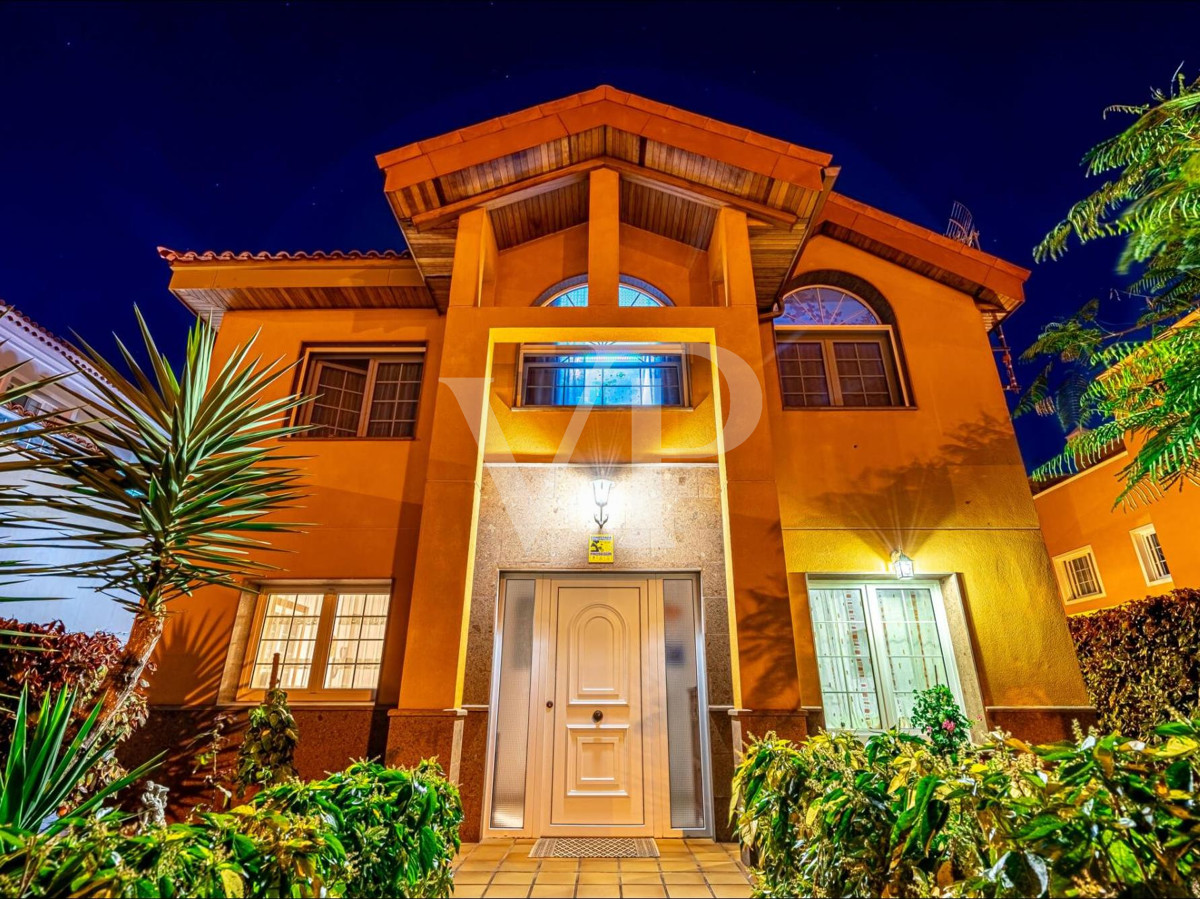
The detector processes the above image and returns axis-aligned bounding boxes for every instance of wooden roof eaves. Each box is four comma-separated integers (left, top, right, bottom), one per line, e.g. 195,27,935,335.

377,89,829,193
403,158,804,236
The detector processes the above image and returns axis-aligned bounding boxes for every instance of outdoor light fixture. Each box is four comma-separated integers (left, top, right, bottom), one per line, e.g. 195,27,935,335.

591,477,614,531
891,550,915,579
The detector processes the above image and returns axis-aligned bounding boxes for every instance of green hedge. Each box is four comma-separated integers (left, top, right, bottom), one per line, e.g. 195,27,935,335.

0,759,462,898
1068,587,1200,736
732,724,1200,898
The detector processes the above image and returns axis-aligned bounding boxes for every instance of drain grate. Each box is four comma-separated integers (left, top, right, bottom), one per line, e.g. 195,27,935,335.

529,837,659,858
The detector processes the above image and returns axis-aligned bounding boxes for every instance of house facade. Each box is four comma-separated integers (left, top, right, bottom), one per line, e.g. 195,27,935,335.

0,303,133,638
1034,444,1200,613
139,87,1090,841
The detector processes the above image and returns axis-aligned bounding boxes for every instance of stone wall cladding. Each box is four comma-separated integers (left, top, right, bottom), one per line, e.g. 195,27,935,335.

464,464,733,707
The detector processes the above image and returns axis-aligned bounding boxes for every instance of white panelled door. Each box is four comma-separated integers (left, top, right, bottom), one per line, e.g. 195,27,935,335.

550,583,646,828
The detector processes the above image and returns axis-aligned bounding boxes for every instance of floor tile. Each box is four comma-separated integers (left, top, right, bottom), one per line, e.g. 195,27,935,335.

631,889,667,899
482,888,530,899
540,860,581,872
665,887,713,899
499,860,541,871
456,870,496,884
535,872,579,885
492,872,536,885
454,886,488,899
704,873,751,885
659,860,700,871
662,873,705,885
620,859,661,872
710,885,752,898
578,887,618,899
579,872,621,884
579,859,621,872
620,872,664,885
528,888,565,899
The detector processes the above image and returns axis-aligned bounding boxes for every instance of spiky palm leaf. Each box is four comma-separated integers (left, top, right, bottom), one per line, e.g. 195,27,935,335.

1,309,309,730
0,684,160,834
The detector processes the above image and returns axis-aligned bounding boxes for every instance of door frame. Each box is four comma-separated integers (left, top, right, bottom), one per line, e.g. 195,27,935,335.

480,570,712,840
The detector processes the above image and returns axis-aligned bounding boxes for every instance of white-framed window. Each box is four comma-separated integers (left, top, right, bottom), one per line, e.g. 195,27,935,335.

296,348,425,438
1052,547,1105,602
238,583,391,702
808,581,963,732
1130,525,1171,586
774,286,907,409
517,343,689,408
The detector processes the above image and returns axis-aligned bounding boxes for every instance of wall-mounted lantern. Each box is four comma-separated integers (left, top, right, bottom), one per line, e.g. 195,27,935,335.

890,550,915,579
591,478,614,532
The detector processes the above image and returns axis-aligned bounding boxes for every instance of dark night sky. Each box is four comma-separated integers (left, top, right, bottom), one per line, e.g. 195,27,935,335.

1,1,1196,467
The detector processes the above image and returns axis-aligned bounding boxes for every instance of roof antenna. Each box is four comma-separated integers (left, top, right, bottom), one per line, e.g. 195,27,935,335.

946,201,1020,392
944,201,981,249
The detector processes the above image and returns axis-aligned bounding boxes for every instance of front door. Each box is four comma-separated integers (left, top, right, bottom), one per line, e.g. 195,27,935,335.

549,581,647,829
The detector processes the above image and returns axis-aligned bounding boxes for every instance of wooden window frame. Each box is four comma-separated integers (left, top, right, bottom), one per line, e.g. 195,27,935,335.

1052,546,1106,603
236,581,392,704
1130,524,1172,586
775,326,906,409
515,343,691,409
293,346,425,440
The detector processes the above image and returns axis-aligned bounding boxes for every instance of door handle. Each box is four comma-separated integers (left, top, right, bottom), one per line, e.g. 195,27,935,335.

546,700,554,709
592,709,604,723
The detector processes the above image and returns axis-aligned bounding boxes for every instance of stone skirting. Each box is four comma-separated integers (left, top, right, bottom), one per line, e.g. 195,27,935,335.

120,706,389,820
986,706,1098,743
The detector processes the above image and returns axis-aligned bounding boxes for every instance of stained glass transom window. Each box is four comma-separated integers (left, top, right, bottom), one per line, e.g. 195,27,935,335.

776,286,880,326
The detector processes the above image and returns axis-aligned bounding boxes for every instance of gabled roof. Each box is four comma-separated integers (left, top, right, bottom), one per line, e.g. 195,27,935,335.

376,85,837,310
0,302,104,381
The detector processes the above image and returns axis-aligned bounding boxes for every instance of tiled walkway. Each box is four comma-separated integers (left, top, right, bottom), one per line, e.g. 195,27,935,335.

451,839,753,898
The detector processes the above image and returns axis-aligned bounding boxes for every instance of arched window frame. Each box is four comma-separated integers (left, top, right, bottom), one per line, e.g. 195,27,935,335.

534,275,674,308
772,273,911,409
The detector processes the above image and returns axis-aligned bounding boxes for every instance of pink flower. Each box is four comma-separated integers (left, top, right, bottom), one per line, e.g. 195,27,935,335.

942,720,956,732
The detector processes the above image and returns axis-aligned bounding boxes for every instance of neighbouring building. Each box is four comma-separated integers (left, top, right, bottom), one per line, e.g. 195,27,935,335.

131,87,1091,841
1034,441,1200,614
0,303,133,638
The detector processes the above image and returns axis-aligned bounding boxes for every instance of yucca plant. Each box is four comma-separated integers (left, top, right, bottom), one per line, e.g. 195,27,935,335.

1021,73,1200,503
2,309,309,737
0,684,159,833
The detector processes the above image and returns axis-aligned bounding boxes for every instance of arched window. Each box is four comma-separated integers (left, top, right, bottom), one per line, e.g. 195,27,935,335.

537,275,673,308
774,284,906,408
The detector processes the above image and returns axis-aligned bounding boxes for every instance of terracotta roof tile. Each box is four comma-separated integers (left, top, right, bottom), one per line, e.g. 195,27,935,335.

157,247,410,264
0,302,104,381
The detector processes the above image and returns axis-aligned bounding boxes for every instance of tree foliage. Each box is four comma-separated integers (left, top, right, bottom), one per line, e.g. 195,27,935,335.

1021,74,1200,503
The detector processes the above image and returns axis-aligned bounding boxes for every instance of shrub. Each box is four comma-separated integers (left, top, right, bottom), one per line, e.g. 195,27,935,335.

234,688,298,793
0,758,462,898
1067,587,1200,736
732,721,1200,898
0,619,150,797
910,685,971,755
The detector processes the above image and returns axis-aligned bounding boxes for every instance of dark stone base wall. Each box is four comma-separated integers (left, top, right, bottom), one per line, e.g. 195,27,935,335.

120,706,389,821
986,706,1098,743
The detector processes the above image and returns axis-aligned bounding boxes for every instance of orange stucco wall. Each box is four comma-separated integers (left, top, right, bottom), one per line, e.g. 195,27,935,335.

148,179,1088,732
1033,449,1200,613
148,307,444,707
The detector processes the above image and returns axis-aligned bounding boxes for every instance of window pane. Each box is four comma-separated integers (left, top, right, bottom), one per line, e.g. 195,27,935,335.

250,593,325,689
1063,554,1101,598
833,342,895,407
308,361,368,437
808,588,882,730
777,341,831,407
490,579,536,829
366,359,424,438
322,592,390,692
663,579,704,829
872,588,949,725
521,351,685,407
777,286,880,326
